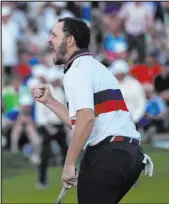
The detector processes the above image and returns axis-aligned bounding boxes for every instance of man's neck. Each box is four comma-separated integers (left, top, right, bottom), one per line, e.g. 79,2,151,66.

65,48,80,63
63,48,90,73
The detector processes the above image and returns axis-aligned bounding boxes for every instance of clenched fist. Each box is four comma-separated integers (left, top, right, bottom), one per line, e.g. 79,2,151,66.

33,84,52,104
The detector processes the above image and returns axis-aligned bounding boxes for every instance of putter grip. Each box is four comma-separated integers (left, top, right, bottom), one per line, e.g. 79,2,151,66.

56,168,78,203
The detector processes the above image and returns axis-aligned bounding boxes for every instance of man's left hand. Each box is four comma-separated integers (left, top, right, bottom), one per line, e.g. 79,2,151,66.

61,164,78,189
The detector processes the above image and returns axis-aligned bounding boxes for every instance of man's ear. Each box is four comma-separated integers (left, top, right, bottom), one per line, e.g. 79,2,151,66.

68,36,76,47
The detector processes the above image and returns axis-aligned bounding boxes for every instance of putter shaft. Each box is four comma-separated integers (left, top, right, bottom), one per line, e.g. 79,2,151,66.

56,187,67,204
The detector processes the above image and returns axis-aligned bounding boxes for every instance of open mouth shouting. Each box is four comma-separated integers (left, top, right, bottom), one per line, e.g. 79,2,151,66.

49,41,55,52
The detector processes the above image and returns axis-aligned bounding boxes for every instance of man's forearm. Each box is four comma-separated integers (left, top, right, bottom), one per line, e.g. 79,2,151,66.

45,97,72,128
64,109,95,166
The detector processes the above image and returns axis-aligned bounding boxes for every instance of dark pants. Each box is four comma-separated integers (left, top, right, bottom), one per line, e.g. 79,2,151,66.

143,119,165,133
37,124,68,185
77,137,144,204
127,33,146,63
3,126,12,150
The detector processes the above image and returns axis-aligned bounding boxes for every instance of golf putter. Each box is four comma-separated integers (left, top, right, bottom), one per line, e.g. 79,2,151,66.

56,187,67,204
56,168,78,204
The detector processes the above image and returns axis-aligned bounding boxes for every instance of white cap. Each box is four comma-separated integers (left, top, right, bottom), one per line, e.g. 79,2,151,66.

32,64,47,78
109,60,129,75
51,2,67,8
2,6,11,16
47,68,64,82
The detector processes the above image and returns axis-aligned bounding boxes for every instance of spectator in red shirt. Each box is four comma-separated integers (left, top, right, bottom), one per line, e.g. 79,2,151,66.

15,50,31,80
130,51,161,84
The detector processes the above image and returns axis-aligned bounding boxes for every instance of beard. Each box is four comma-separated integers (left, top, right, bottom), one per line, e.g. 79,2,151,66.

53,39,68,65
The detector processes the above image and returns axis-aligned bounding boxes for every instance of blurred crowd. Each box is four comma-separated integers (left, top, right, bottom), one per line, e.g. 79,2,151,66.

2,2,169,166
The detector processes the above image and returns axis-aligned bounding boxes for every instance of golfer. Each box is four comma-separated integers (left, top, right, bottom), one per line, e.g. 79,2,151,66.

33,17,153,204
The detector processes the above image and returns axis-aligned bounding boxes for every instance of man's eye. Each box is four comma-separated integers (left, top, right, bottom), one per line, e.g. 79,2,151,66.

52,32,57,37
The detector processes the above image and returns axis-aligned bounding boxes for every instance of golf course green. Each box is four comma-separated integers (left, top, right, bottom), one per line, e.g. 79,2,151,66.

2,145,169,203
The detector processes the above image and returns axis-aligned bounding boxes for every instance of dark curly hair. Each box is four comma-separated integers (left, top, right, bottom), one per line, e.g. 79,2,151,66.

58,17,91,49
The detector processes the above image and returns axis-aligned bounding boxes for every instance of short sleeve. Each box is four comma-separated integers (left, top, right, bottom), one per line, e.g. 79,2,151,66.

69,61,94,112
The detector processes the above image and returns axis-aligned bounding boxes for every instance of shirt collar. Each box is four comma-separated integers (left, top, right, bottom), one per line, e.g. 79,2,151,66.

64,49,91,74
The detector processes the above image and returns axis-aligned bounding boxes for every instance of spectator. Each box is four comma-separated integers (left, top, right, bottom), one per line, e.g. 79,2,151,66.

30,64,48,84
26,2,45,19
15,2,29,13
47,68,65,127
51,2,74,19
37,2,74,33
2,76,40,154
154,60,169,107
66,2,81,18
9,2,28,34
27,63,48,122
103,13,128,66
154,2,165,25
35,68,68,188
130,51,161,84
146,28,165,61
10,84,40,155
154,60,169,130
162,2,169,36
110,60,146,124
119,2,154,63
25,18,48,55
2,76,21,150
143,83,167,142
103,1,123,14
2,5,20,77
81,2,92,25
15,50,32,82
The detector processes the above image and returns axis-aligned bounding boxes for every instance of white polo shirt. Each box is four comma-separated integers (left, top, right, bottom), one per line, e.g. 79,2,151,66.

63,50,141,148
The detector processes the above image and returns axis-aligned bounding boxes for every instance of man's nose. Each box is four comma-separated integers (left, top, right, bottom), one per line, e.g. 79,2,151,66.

48,35,52,43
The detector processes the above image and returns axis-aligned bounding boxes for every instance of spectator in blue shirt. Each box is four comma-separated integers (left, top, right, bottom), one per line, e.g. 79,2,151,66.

102,13,128,66
142,84,167,142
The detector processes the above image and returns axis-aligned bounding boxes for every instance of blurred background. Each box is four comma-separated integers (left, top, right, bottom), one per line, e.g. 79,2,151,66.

2,1,169,203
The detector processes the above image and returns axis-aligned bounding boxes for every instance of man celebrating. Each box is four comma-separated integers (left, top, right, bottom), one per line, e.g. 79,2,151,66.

33,17,153,204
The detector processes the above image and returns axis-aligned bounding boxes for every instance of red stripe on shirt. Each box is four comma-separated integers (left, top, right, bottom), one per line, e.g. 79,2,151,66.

71,120,76,126
71,100,128,126
95,100,128,116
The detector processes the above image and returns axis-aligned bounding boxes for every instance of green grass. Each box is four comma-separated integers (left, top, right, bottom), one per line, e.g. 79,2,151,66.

2,147,169,203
